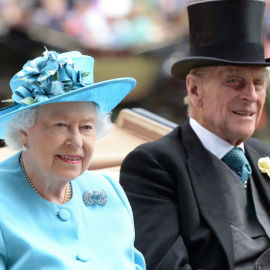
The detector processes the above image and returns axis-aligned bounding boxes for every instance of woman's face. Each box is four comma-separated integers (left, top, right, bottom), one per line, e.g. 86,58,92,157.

21,102,96,182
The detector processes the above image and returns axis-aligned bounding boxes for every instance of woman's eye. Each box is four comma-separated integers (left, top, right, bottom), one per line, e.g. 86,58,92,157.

56,123,65,127
83,125,92,130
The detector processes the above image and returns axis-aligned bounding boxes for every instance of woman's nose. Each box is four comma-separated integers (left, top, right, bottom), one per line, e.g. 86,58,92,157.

66,128,83,149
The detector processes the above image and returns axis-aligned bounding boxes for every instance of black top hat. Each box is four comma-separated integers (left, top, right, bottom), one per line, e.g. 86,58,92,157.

171,0,270,80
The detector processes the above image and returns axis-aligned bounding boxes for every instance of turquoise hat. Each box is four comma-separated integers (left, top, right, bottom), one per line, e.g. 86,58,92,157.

0,50,136,139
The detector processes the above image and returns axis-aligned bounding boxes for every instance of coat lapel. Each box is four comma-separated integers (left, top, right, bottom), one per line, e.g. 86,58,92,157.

245,141,270,207
181,121,234,269
245,141,270,236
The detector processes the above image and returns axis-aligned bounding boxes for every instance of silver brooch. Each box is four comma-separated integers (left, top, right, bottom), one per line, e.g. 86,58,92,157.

83,190,107,206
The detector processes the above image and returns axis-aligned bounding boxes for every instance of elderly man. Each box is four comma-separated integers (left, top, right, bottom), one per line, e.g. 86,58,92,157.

120,0,270,269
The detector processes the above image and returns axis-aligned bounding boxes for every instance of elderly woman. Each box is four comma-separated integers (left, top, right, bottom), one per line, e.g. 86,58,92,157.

0,50,145,270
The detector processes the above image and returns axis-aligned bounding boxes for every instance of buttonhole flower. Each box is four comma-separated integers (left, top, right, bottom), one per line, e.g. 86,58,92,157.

258,157,270,177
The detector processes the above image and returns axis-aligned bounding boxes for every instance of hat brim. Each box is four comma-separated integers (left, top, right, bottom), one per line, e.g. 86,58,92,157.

171,57,270,80
0,77,136,139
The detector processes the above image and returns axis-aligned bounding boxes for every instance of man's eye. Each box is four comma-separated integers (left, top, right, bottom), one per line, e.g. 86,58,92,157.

254,81,263,86
228,78,239,84
56,123,64,127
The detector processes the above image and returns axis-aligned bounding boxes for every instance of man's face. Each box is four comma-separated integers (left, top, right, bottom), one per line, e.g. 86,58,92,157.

191,66,267,146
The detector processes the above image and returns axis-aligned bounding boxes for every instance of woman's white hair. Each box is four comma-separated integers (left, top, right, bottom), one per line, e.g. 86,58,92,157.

3,102,111,150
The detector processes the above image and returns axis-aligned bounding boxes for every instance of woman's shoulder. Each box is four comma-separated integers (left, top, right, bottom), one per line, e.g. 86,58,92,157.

0,152,21,175
0,152,24,201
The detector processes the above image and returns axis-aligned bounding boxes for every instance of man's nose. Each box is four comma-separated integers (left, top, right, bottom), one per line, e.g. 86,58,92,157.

240,82,258,102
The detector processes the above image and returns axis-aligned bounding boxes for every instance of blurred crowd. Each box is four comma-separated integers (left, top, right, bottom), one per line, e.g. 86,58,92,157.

1,0,270,51
0,0,192,51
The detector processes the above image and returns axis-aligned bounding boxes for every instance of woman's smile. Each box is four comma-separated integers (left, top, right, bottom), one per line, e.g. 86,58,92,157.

57,154,82,164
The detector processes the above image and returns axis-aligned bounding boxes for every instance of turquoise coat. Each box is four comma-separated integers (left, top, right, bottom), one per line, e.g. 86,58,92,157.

0,152,145,270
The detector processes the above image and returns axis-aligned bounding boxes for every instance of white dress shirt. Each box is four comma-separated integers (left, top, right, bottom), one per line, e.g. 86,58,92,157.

189,118,244,159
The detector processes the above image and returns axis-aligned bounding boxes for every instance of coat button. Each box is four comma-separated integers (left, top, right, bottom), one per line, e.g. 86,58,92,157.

58,209,70,221
76,250,90,262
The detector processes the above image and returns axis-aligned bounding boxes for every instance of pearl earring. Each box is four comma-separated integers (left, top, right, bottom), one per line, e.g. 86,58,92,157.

22,145,27,151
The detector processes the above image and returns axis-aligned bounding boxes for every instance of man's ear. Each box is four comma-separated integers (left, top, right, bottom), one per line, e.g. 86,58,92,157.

186,74,203,108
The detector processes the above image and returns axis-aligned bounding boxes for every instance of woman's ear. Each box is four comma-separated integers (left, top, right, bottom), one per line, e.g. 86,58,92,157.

186,74,203,108
19,129,28,146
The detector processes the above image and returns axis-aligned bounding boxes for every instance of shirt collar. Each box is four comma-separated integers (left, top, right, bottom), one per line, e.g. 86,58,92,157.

189,118,244,159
